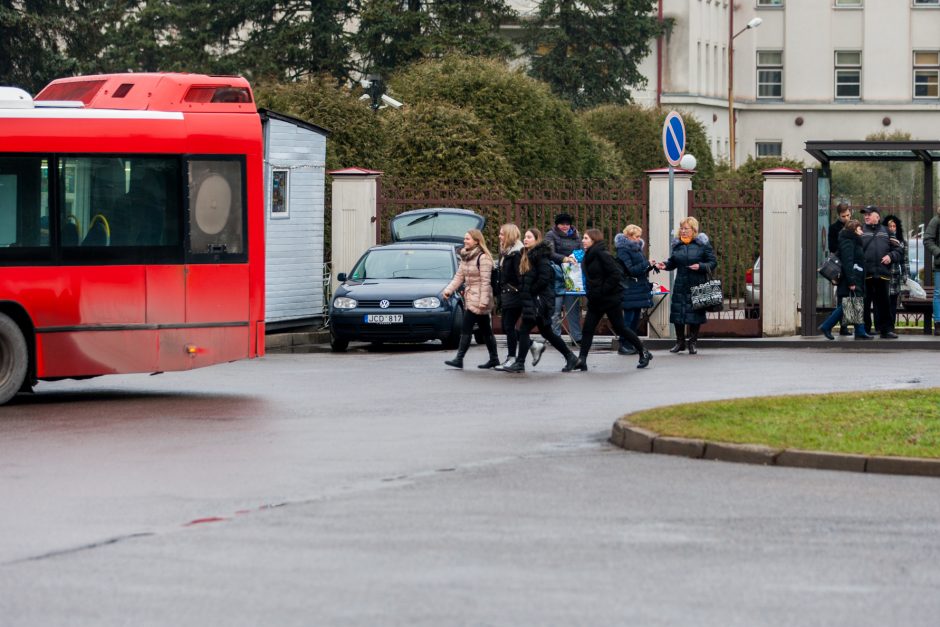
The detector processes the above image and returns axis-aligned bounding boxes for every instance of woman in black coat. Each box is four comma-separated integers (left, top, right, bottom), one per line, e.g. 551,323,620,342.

655,217,717,355
502,228,577,373
615,225,655,355
568,229,651,371
819,219,873,340
493,224,526,369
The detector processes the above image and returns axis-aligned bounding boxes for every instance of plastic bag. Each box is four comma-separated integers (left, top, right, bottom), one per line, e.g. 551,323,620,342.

906,278,927,299
562,262,584,293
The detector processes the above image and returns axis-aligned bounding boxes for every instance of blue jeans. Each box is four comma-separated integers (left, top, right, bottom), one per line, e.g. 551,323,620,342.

552,294,582,342
622,308,641,332
935,271,940,323
820,298,868,337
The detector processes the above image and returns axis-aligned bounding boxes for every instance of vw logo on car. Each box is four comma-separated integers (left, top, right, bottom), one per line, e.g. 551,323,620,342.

379,299,390,309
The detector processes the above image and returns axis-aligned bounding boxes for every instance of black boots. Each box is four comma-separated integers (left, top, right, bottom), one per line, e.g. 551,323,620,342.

669,324,686,353
562,358,588,372
687,324,700,355
560,351,580,372
477,336,501,368
637,349,653,369
444,334,471,368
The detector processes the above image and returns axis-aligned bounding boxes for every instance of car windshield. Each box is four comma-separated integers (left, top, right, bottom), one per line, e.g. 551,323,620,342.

391,211,483,241
350,248,454,280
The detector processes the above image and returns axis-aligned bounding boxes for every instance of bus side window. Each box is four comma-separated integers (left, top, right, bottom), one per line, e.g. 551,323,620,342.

0,157,50,250
187,158,245,258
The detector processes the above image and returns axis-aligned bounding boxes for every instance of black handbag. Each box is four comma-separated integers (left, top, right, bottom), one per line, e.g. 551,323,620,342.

818,253,842,284
690,272,723,312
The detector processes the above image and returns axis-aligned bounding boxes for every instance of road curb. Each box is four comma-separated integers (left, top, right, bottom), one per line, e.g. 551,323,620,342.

610,418,940,479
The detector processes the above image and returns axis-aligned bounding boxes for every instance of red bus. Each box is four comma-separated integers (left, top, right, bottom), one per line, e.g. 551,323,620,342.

0,73,265,404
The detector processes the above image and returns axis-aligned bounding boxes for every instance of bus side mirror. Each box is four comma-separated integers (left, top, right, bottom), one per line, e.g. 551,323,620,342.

337,272,347,282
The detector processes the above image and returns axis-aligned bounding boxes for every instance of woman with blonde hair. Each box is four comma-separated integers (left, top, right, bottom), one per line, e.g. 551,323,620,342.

442,229,500,369
614,223,656,355
501,228,578,373
492,223,545,370
655,216,717,354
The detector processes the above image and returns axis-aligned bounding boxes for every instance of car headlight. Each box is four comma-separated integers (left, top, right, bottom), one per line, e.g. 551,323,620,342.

333,297,357,309
413,297,441,309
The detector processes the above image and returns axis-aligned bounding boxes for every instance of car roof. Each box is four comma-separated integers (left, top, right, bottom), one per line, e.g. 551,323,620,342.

366,242,458,252
393,207,477,217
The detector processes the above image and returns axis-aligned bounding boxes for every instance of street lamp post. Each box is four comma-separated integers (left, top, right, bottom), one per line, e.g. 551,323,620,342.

728,15,762,169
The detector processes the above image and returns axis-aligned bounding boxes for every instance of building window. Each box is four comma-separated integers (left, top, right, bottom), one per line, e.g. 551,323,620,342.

757,51,783,98
757,0,783,6
913,0,939,7
914,51,940,98
835,51,861,98
834,0,862,6
271,169,289,218
756,142,783,157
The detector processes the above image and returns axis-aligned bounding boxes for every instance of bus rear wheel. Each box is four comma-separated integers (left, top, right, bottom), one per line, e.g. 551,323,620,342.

0,313,28,405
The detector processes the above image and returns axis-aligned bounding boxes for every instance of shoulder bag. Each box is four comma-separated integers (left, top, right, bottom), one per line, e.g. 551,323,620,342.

690,269,724,312
817,253,842,284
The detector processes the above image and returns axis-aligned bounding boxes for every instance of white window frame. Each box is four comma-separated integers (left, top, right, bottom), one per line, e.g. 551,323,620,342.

913,0,940,7
270,168,290,218
834,51,861,98
834,0,862,6
756,141,783,157
757,0,783,6
757,50,783,99
914,51,940,98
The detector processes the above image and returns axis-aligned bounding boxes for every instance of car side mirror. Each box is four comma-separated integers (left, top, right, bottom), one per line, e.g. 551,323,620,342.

337,272,347,282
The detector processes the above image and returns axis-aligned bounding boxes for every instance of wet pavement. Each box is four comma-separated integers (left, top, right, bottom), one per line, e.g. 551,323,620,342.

1,345,939,626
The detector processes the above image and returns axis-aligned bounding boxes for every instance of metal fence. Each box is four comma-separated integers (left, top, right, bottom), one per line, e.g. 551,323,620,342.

689,188,763,337
378,177,648,246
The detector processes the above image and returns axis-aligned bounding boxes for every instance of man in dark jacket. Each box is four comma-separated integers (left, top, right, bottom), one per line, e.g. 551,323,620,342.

827,203,853,336
544,213,582,345
828,203,851,254
860,205,901,339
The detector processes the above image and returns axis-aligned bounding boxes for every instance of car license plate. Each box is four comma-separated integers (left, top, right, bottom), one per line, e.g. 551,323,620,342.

364,314,403,324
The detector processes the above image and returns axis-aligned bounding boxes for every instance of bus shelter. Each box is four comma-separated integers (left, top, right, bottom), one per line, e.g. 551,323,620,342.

802,140,937,335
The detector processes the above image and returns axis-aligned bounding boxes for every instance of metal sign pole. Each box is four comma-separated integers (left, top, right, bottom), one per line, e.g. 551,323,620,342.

668,163,675,289
662,111,685,342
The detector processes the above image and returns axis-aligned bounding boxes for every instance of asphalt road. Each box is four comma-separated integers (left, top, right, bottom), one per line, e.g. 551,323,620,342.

1,344,939,626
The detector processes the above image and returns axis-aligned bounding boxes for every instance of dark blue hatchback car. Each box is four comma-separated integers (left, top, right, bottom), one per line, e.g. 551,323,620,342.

329,208,485,352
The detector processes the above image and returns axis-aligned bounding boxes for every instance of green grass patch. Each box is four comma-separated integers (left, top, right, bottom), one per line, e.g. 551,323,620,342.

628,388,940,458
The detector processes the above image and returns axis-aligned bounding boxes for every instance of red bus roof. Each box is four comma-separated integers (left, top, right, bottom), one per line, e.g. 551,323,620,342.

34,73,256,114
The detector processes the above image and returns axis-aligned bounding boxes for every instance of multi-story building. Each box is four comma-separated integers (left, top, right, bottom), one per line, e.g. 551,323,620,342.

510,0,940,166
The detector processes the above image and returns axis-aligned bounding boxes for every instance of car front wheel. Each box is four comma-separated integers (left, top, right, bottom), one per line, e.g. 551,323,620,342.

442,306,464,349
330,329,349,353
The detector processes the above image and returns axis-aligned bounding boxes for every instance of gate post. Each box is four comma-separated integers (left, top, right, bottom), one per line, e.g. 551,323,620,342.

329,168,382,292
761,168,803,336
647,168,694,338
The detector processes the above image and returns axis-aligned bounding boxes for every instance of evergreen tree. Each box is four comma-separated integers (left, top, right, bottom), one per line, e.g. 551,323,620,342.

353,0,515,77
231,0,354,82
1,1,82,93
523,0,666,109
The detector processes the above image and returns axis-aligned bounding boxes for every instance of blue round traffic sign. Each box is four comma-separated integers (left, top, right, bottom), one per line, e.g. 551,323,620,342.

662,111,686,167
